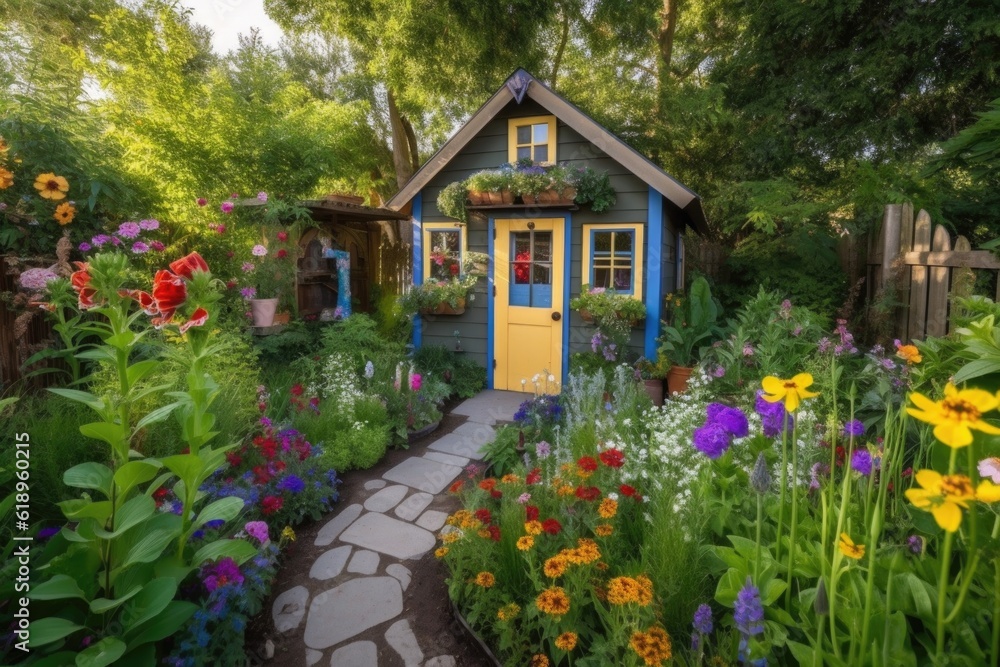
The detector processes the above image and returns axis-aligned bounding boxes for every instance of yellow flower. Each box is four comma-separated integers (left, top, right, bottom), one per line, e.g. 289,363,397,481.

435,547,449,558
500,473,520,484
574,538,601,564
557,484,575,497
761,373,820,412
0,166,13,190
280,526,295,542
531,655,550,667
907,383,1000,448
442,531,460,544
535,586,570,617
543,555,568,578
905,469,976,532
524,520,543,536
33,173,69,200
474,571,495,588
977,480,1000,503
477,528,491,539
497,602,520,621
896,344,922,364
598,497,618,519
54,202,75,225
595,523,614,537
630,626,673,666
516,535,535,551
838,533,865,560
607,576,642,605
635,574,653,606
555,631,578,651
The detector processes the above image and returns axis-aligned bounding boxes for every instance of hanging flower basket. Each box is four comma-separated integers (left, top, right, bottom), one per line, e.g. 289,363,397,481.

420,298,466,316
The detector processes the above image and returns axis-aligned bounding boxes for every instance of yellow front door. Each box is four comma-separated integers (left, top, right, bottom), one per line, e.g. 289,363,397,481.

494,218,564,393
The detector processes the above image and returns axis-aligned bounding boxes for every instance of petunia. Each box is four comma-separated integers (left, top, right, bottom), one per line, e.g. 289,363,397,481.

905,469,976,532
761,373,820,413
906,383,1000,448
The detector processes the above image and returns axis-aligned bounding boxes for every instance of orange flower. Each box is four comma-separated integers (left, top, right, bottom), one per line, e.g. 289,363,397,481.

895,342,922,364
524,520,543,536
0,166,13,189
531,655,550,667
595,523,614,537
535,586,571,617
516,535,535,551
598,497,618,519
434,547,449,558
474,571,495,588
543,555,568,578
555,632,578,652
33,172,69,200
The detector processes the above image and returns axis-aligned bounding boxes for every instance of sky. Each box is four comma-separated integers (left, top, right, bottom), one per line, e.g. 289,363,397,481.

178,0,284,55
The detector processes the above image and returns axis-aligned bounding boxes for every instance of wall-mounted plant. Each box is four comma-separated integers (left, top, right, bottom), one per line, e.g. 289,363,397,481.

437,182,469,222
572,166,617,213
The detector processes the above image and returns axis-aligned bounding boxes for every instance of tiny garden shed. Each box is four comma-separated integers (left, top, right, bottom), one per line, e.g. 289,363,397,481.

386,69,707,392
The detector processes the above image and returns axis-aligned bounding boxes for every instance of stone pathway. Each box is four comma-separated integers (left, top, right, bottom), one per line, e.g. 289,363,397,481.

272,391,525,666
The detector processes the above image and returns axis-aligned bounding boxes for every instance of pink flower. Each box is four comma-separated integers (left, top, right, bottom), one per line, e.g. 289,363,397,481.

252,245,267,257
257,191,268,202
220,201,234,214
410,373,422,391
197,197,207,207
150,241,165,252
276,231,288,242
216,224,226,235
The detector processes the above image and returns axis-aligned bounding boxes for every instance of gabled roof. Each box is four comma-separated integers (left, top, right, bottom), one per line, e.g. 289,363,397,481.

385,69,708,235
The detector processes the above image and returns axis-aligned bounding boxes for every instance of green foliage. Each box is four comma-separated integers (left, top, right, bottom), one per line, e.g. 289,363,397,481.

299,395,390,472
436,181,469,222
413,345,487,399
658,275,722,367
316,314,407,373
400,275,478,313
252,320,325,369
480,426,525,483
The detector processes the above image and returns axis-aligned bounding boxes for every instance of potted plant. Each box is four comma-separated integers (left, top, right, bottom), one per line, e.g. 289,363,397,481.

437,181,469,222
571,166,617,212
245,231,297,327
657,276,722,395
400,274,478,315
634,356,668,406
467,170,514,205
570,285,646,326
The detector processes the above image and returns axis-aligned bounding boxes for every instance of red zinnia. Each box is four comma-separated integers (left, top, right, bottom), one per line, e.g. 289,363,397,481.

488,525,501,542
261,495,283,515
525,505,540,521
277,249,288,259
474,508,492,524
253,465,271,485
479,478,497,491
526,468,542,485
542,518,562,535
575,486,601,501
619,484,637,497
290,384,304,397
599,449,625,468
169,252,209,279
577,456,598,472
449,480,464,494
225,451,242,467
490,489,502,499
276,231,288,242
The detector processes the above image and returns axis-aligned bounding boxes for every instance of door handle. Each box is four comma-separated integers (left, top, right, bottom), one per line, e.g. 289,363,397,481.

551,312,561,321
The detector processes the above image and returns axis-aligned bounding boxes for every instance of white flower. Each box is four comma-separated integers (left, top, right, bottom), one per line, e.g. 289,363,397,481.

364,360,374,379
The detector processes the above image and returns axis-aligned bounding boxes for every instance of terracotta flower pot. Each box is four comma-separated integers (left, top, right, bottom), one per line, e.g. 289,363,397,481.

521,193,537,205
468,191,488,205
578,308,595,323
250,298,279,327
421,298,466,315
500,190,515,204
272,311,291,325
643,379,665,406
486,191,504,205
666,365,694,396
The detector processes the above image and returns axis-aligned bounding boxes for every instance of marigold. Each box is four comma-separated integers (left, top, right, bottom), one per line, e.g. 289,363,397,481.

575,538,601,563
33,172,69,200
636,574,653,606
497,602,520,621
907,383,1000,448
524,520,543,536
516,535,535,551
595,523,614,537
555,632,578,652
435,547,449,558
896,342,922,364
0,166,13,189
501,473,521,484
448,480,464,493
598,497,618,519
478,528,492,539
543,555,568,578
442,531,460,544
535,586,571,617
474,571,495,588
531,655,550,667
607,576,642,605
54,202,75,225
838,533,865,560
479,478,498,491
630,626,673,666
761,373,820,413
905,469,977,532
557,483,576,497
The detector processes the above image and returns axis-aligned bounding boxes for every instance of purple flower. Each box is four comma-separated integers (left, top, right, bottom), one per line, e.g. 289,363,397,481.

591,332,602,352
907,535,924,555
693,603,713,634
780,299,792,313
150,240,165,252
242,262,255,273
809,461,829,490
139,218,160,230
278,474,305,494
742,344,754,357
244,521,269,543
517,492,531,504
851,449,873,476
707,403,750,438
712,365,726,378
252,244,267,257
91,234,111,247
881,357,896,371
734,576,765,637
792,326,802,336
37,526,61,541
755,391,792,438
111,236,122,246
240,286,257,300
131,241,149,254
693,421,732,459
78,242,92,252
535,441,551,458
257,191,268,202
817,337,831,354
117,221,141,239
202,557,244,592
221,201,234,214
842,420,864,438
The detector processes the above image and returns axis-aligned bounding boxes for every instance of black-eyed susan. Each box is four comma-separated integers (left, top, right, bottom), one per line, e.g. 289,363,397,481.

54,202,75,225
496,602,520,621
761,373,819,412
434,546,449,558
530,655,550,667
516,535,535,551
838,533,865,560
907,383,1000,448
905,470,976,532
543,555,568,578
33,172,69,200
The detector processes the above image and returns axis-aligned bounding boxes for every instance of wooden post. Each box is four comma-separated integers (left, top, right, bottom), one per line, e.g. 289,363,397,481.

925,224,952,338
907,210,932,342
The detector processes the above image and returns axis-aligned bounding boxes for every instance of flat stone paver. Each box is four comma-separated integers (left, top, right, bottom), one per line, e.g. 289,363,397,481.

385,619,424,666
451,390,525,424
422,451,471,467
394,492,434,521
329,640,378,666
347,549,380,575
305,648,323,666
451,422,497,443
425,657,457,667
304,577,402,649
416,510,448,532
339,512,436,559
382,457,463,494
310,545,352,580
426,433,487,461
364,484,409,512
386,563,412,592
272,585,309,633
364,480,387,491
315,503,363,547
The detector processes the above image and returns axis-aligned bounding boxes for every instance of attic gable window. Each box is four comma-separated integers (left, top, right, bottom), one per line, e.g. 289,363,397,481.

508,116,557,164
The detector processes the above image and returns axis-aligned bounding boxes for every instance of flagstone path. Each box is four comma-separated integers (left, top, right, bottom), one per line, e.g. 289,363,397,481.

271,390,525,666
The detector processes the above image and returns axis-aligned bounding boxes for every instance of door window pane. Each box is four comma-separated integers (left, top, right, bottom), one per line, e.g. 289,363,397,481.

509,229,553,307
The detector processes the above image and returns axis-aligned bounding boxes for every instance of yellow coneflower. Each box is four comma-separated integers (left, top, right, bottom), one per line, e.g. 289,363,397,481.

33,172,69,200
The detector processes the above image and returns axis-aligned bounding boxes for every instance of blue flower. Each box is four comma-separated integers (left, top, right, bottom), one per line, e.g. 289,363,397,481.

755,391,792,438
734,577,765,637
278,474,306,494
851,449,873,476
693,603,713,634
842,419,865,437
693,422,732,459
707,403,750,438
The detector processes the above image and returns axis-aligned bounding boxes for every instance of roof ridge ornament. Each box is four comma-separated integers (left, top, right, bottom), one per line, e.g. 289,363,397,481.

506,70,532,104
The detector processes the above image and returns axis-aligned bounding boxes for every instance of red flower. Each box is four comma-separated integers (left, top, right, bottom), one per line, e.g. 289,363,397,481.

70,262,100,310
449,262,459,276
225,451,242,467
277,249,288,259
525,468,542,485
577,456,598,472
525,505,539,521
619,484,637,497
258,402,267,412
599,449,625,468
151,270,186,326
277,231,288,242
261,495,283,515
153,488,169,501
226,280,237,289
255,436,277,460
121,289,157,315
901,467,913,478
169,252,209,279
479,478,497,491
197,197,207,207
290,384,304,397
273,460,286,472
474,508,492,525
490,489,502,499
253,465,271,485
449,481,464,493
575,486,601,501
488,525,501,542
542,518,562,535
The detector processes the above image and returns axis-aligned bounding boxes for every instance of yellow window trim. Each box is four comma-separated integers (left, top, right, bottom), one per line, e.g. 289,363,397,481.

422,222,467,282
581,223,644,301
507,115,557,164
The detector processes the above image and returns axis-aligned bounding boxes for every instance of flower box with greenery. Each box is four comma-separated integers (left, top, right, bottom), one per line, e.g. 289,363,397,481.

658,276,722,394
569,285,646,326
401,274,478,315
466,169,514,205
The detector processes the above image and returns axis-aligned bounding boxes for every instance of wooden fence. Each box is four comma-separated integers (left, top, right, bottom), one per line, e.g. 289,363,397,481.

867,203,1000,341
0,261,64,392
